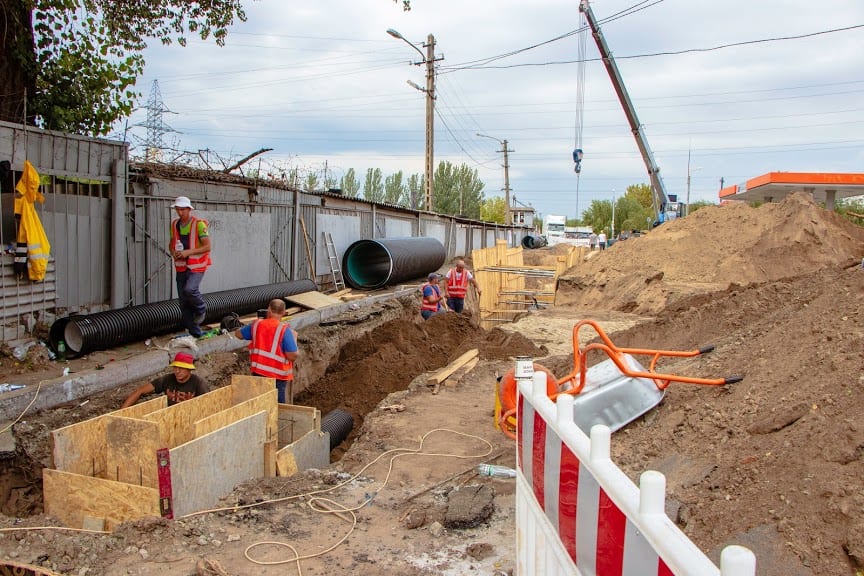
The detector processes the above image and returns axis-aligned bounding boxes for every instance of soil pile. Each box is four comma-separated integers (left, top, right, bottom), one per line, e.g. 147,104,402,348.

557,192,864,315
551,193,864,575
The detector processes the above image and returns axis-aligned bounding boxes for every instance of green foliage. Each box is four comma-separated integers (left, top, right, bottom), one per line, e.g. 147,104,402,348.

481,197,506,223
340,168,360,198
304,172,319,192
384,171,407,205
362,168,385,203
686,199,715,215
15,0,247,134
836,197,864,227
432,161,484,218
407,173,423,210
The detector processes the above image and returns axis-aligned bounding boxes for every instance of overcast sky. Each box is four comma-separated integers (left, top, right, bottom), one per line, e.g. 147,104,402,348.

120,0,864,221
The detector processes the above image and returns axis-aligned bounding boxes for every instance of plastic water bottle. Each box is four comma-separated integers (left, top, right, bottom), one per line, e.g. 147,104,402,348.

175,239,186,265
477,464,517,478
57,340,66,361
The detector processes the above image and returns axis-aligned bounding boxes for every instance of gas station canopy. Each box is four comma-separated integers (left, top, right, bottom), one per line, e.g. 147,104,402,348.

719,172,864,209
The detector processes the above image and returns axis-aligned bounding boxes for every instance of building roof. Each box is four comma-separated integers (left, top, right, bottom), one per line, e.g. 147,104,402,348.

719,172,864,203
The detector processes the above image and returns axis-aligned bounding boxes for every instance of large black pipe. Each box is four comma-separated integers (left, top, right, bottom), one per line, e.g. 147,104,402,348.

321,408,354,450
521,234,547,249
49,279,317,358
342,236,446,290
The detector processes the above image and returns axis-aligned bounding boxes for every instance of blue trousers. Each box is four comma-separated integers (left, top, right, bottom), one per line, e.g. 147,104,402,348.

447,297,465,313
176,270,206,336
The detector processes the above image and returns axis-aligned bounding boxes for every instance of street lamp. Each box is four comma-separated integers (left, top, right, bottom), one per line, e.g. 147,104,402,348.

476,133,513,225
611,188,616,240
686,165,702,217
387,28,440,212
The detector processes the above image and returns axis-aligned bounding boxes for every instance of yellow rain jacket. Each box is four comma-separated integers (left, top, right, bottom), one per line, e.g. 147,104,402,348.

14,160,51,281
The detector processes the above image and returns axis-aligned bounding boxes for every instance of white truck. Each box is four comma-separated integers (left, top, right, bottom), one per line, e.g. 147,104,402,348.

542,215,566,243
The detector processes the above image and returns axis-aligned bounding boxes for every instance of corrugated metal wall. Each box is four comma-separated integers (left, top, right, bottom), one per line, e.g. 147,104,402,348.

0,121,529,343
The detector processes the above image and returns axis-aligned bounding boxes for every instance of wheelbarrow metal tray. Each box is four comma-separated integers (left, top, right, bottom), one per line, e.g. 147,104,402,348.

572,354,665,434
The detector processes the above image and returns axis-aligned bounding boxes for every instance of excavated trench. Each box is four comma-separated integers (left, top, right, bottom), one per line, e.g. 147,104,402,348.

0,296,548,519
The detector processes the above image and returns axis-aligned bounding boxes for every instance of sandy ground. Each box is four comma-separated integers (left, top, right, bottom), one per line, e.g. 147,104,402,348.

0,192,863,575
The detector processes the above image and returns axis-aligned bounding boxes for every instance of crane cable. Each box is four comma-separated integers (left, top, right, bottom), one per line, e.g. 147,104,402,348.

573,6,588,219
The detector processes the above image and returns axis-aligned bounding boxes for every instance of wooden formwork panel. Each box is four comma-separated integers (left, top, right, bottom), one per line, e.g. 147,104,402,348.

278,404,320,446
276,430,330,477
114,395,167,419
230,374,276,404
169,411,267,518
105,416,161,488
143,386,233,448
194,388,278,441
51,414,109,478
43,468,159,530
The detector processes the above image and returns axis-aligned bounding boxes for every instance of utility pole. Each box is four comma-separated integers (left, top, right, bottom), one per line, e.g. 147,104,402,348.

424,34,436,212
502,139,512,225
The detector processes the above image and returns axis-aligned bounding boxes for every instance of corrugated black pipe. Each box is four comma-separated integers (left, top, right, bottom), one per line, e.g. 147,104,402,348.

49,279,317,358
321,408,354,450
342,237,446,290
521,234,547,249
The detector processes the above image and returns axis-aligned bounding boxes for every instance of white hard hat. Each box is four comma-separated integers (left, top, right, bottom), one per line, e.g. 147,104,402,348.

171,196,193,209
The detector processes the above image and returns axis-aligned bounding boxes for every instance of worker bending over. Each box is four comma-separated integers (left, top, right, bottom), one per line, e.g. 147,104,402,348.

235,299,299,403
444,257,481,314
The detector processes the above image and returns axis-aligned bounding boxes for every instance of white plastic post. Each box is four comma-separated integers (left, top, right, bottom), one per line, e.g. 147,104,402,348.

532,370,547,400
639,470,666,516
589,424,611,462
556,393,574,427
720,545,757,576
514,356,534,379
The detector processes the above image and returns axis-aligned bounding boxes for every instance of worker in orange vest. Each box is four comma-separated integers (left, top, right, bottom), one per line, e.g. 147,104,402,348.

444,257,482,314
170,196,212,337
234,299,299,403
420,273,447,320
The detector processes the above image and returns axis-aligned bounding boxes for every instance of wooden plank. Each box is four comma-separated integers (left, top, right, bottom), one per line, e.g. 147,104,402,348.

443,357,480,387
169,411,266,518
43,469,159,530
299,216,316,278
427,349,479,386
105,416,161,488
144,387,233,448
230,374,275,404
331,288,352,298
194,388,278,441
284,290,343,309
264,439,278,478
278,404,320,446
276,430,329,477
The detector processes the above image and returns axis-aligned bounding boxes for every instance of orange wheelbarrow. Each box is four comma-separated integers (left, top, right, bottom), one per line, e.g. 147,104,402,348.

496,319,742,437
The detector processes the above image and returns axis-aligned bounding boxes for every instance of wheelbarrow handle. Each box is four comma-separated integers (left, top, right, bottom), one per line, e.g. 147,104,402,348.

698,345,715,355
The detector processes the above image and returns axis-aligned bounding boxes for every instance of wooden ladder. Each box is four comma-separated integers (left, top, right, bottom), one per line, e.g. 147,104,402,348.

323,232,345,291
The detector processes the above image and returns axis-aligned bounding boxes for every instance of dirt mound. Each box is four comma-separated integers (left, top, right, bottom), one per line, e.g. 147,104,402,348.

557,192,864,315
548,193,864,575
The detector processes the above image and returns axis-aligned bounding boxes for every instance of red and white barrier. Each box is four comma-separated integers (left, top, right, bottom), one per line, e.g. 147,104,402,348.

514,361,756,576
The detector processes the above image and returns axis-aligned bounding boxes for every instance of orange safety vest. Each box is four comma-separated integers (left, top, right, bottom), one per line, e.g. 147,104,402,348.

171,216,211,273
421,283,442,312
446,269,469,299
249,318,295,380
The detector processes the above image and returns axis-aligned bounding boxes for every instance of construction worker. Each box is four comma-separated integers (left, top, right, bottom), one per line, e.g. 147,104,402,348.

234,299,299,403
420,273,446,320
170,196,212,337
444,257,482,314
121,352,209,408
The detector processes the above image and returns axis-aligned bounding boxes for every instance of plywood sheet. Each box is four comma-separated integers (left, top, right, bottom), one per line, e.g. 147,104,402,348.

276,430,329,477
194,388,278,441
43,469,159,530
144,386,232,448
105,416,161,488
284,290,343,310
169,411,266,518
114,395,167,419
278,404,320,446
51,416,108,477
230,374,275,404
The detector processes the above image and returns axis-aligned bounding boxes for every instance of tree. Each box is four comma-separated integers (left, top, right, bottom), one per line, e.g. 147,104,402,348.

304,173,319,192
432,161,484,218
481,197,506,223
407,174,423,210
384,171,407,206
340,168,360,198
362,168,384,203
1,1,250,135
